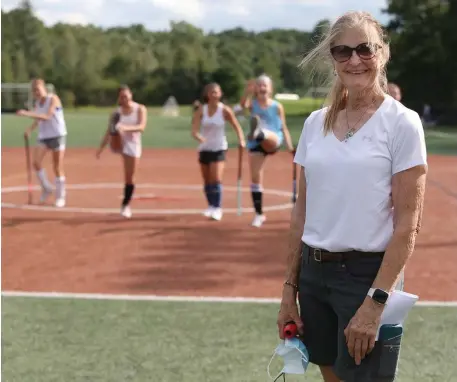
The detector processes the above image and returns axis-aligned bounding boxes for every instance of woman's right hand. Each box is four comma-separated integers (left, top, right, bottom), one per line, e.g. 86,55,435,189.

277,288,304,339
245,79,256,95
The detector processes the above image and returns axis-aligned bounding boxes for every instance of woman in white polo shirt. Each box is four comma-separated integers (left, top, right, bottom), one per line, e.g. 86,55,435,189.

277,11,427,382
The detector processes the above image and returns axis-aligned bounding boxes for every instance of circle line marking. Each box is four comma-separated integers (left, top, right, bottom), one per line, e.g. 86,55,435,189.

1,183,293,215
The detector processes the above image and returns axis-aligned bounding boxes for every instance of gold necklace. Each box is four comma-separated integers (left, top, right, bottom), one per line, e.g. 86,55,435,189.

344,100,375,142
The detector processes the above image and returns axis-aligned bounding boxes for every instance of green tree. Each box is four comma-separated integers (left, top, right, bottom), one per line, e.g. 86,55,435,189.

1,1,453,115
384,0,453,111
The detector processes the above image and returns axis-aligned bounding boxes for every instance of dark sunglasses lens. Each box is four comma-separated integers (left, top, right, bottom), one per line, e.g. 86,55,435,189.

357,44,375,59
331,46,352,62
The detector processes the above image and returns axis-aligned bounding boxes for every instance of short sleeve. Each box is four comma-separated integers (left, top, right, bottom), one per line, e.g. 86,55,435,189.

390,111,427,175
293,114,314,167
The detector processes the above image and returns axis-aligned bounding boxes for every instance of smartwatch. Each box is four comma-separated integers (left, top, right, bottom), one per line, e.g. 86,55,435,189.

368,288,389,305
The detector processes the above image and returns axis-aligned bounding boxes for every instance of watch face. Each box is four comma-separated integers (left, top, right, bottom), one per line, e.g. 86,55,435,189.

373,289,389,304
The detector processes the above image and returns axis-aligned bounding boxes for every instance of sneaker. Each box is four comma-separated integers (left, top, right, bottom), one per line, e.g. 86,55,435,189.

248,115,261,140
55,198,66,208
39,187,53,204
203,207,214,217
251,214,266,228
120,206,132,219
210,208,223,221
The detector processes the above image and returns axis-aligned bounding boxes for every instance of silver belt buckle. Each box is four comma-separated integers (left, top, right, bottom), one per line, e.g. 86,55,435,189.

313,248,322,262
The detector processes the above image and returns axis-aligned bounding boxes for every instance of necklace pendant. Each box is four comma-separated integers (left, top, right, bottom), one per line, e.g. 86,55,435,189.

344,130,354,142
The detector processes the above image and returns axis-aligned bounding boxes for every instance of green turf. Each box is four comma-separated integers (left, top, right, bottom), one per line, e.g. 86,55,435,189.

421,128,457,156
2,110,456,155
1,297,456,382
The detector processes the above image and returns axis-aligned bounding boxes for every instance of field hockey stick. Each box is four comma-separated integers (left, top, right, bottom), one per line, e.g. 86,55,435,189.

24,134,33,204
291,149,297,204
237,144,243,216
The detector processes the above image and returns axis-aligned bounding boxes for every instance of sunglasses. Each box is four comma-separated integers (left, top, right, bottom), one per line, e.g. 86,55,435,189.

330,43,380,63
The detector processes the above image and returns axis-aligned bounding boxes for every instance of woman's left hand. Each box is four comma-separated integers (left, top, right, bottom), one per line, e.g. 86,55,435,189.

115,123,125,133
344,297,384,366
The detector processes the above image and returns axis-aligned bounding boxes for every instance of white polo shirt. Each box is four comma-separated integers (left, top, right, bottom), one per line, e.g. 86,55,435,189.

293,95,427,252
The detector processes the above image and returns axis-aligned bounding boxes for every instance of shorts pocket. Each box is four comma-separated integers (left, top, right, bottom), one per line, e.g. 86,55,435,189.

343,256,382,279
371,328,402,379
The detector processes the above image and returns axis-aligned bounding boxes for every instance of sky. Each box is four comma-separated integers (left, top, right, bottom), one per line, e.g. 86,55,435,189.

1,0,390,32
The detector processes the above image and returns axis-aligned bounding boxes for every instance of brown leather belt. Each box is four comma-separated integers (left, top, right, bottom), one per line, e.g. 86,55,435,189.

304,244,384,263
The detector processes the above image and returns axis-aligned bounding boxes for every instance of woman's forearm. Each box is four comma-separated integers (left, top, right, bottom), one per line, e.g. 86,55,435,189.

191,130,204,143
283,170,306,291
23,111,48,120
284,205,305,287
240,93,251,109
372,166,426,293
120,124,145,132
284,128,294,151
371,230,417,292
99,131,110,150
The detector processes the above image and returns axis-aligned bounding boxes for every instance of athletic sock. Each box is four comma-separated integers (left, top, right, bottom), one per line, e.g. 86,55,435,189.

36,169,52,190
251,184,263,215
211,183,222,208
55,176,66,200
122,183,135,207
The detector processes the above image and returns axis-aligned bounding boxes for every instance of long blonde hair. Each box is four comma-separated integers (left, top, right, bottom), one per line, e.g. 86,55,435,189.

299,11,390,134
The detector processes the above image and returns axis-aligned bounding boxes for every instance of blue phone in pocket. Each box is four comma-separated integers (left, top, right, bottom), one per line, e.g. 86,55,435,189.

379,324,403,341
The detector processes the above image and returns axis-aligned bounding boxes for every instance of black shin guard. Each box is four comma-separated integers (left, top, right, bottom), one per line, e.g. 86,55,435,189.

122,184,135,207
251,191,263,215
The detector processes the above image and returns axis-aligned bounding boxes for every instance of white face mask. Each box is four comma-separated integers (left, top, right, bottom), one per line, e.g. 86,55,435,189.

267,337,310,381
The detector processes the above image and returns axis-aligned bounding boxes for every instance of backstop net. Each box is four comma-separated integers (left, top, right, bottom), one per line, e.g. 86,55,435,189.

1,82,55,112
161,96,180,117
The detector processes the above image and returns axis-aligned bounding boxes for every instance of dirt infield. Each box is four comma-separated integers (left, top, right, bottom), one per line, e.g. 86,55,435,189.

2,149,457,301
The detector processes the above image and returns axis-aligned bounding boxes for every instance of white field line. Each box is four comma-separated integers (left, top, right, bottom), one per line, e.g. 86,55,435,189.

1,290,456,307
425,129,457,139
1,183,293,215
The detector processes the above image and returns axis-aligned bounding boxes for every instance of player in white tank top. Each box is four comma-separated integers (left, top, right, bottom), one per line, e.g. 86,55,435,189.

191,83,246,221
16,78,68,208
96,85,148,219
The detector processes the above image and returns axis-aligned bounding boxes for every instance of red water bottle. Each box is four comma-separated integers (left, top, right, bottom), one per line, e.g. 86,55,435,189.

284,321,298,339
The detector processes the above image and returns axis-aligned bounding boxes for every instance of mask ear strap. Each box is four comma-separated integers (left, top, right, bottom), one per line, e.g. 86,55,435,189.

297,347,309,363
267,351,284,381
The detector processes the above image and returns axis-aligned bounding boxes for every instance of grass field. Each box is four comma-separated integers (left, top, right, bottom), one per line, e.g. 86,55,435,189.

2,101,457,382
1,100,457,155
2,295,457,382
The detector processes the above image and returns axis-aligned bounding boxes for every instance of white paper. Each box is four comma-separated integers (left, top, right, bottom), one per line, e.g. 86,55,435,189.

375,290,419,340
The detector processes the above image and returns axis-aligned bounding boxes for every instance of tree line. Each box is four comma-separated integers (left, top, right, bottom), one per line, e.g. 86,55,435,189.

1,0,456,120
